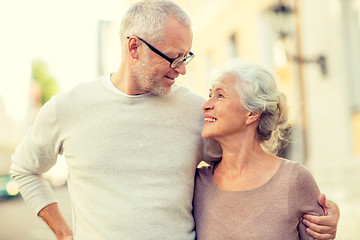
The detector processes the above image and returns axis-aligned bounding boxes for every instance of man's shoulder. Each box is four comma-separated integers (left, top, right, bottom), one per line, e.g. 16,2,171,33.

69,79,103,94
58,79,103,99
50,79,107,112
171,84,206,104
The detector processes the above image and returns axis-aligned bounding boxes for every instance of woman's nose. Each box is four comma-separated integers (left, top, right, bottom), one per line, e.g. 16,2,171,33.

202,101,214,111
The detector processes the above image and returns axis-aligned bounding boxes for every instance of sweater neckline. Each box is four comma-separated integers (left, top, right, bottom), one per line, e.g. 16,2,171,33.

103,74,154,98
208,159,285,195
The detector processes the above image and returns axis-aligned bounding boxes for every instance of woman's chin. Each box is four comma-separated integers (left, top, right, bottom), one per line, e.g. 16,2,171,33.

202,131,213,139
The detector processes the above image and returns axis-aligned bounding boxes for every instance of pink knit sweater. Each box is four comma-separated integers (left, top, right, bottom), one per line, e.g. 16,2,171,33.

193,159,323,240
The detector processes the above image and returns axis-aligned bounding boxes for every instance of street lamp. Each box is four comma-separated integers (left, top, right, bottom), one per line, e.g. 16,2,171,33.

267,0,327,76
269,2,294,39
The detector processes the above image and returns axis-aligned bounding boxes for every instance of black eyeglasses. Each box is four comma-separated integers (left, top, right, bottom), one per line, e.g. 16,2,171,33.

127,36,195,69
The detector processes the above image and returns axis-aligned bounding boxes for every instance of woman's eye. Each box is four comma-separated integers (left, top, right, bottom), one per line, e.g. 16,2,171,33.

218,93,224,98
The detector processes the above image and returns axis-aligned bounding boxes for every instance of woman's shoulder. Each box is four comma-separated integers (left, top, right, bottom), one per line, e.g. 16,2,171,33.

280,158,318,189
280,158,310,174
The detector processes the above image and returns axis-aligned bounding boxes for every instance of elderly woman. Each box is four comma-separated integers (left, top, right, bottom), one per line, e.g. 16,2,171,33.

193,59,337,239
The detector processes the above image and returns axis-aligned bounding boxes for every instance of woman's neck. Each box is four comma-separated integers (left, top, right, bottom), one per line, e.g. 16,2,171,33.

213,136,281,191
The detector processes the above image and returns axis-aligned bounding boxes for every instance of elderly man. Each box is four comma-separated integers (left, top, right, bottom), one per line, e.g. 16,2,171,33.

11,1,339,239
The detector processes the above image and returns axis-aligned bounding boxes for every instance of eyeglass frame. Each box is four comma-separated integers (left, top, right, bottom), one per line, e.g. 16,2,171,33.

127,36,195,69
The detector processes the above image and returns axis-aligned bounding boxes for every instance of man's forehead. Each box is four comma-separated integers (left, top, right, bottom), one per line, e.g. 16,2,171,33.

163,18,193,50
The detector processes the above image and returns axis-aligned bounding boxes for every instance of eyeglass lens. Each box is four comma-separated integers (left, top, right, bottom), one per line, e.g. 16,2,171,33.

170,53,194,68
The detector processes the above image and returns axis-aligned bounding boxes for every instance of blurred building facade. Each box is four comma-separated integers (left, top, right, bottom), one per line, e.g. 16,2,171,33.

0,97,26,175
0,68,31,176
98,0,359,238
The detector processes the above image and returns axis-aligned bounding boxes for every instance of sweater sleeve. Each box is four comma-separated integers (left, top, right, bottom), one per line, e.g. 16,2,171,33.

10,95,63,215
292,163,324,240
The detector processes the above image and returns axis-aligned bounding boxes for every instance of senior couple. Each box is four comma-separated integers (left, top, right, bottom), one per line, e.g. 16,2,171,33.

11,0,339,239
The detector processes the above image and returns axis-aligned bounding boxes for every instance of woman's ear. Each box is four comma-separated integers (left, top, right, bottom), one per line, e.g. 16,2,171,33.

245,111,261,125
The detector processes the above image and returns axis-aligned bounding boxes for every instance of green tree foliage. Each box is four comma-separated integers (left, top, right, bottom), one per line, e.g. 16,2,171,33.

32,60,60,106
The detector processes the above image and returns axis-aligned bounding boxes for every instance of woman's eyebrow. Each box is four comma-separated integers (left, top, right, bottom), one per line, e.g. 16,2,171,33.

211,87,225,93
209,83,227,94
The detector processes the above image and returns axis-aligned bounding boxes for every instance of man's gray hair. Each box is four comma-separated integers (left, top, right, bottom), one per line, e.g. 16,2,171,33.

119,0,191,48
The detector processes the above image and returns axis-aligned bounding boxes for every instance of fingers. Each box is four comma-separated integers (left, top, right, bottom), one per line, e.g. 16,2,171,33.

305,194,339,239
302,217,331,232
305,202,339,228
302,216,337,239
305,227,334,240
326,200,340,218
318,193,328,215
303,214,327,226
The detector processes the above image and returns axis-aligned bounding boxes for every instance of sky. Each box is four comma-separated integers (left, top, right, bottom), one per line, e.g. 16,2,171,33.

0,0,130,120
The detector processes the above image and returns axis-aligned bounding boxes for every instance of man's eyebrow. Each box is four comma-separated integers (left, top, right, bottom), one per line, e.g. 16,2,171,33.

166,48,188,56
174,51,188,58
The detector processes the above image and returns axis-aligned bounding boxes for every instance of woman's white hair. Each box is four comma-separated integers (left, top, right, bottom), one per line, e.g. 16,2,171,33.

209,58,291,154
119,0,191,48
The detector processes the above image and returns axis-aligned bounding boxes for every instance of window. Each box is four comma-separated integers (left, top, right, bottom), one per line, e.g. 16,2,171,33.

227,33,238,59
343,0,360,112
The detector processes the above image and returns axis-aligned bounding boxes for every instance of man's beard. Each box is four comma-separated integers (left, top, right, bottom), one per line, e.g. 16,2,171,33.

131,58,172,96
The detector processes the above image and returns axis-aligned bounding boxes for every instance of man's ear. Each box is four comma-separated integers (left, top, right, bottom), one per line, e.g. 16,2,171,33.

127,37,140,59
245,111,261,125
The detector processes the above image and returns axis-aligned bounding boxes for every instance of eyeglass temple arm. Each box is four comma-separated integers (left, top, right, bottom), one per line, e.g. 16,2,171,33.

127,36,174,63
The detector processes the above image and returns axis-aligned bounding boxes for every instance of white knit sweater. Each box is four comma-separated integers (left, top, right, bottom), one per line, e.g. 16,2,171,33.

11,76,210,240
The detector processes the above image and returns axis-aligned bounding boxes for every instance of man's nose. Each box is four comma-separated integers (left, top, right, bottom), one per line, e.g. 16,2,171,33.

174,62,186,75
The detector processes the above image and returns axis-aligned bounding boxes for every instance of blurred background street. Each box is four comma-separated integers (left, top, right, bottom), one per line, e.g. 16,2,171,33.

0,186,71,240
1,0,360,239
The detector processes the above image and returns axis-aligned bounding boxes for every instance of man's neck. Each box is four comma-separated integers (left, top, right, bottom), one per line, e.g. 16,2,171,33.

110,64,149,95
